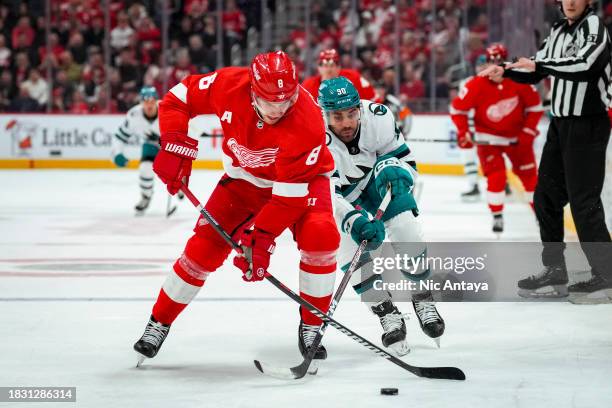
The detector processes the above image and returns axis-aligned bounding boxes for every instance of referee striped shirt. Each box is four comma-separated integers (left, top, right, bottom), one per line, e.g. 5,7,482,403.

504,9,611,117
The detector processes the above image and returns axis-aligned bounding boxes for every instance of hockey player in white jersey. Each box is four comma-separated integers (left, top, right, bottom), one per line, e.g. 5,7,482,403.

319,76,445,354
112,86,181,215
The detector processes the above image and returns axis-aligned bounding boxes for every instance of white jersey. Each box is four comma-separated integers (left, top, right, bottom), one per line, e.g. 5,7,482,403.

112,103,160,156
327,99,417,223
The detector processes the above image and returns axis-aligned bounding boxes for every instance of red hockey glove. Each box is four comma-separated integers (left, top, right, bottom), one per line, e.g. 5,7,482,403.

457,131,474,149
153,133,198,195
233,229,276,282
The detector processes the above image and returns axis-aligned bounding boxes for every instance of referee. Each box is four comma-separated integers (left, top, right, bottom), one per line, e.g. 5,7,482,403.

480,0,611,301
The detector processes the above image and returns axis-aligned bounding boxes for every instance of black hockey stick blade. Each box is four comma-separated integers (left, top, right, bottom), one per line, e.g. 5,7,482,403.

417,366,466,381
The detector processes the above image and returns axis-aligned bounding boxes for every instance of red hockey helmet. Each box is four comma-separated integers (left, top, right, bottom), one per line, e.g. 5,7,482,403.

249,51,298,102
486,43,508,63
318,49,340,66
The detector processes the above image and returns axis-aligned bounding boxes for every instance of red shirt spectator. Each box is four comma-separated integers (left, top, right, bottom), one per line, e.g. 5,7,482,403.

222,0,246,40
69,91,90,114
168,49,197,87
38,33,65,65
11,17,35,49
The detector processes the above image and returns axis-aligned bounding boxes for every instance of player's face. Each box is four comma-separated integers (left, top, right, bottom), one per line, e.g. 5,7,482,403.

142,98,158,116
318,61,341,81
252,91,299,125
328,107,360,142
561,0,591,21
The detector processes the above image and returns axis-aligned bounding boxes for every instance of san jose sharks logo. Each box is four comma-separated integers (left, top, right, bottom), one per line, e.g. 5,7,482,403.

368,103,388,116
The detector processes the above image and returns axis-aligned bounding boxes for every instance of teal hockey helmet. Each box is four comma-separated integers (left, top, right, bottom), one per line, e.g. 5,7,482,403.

139,86,159,101
318,76,360,112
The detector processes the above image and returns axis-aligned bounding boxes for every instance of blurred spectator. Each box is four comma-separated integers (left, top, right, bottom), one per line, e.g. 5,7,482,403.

38,32,65,67
176,16,194,46
21,68,49,108
82,48,106,87
12,51,31,86
90,85,118,113
8,87,40,112
137,16,161,59
186,0,207,33
222,0,246,42
168,48,197,87
84,16,105,48
68,32,88,65
53,69,76,107
11,16,34,49
116,47,142,91
188,34,215,72
0,34,10,68
202,16,217,48
69,90,90,114
59,51,82,83
110,12,135,51
400,63,425,101
14,30,39,67
0,70,17,111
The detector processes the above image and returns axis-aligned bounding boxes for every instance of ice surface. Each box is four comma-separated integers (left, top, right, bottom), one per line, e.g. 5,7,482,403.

0,170,610,408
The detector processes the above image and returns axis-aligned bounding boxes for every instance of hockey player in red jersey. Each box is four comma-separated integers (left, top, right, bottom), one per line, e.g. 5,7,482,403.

133,51,340,365
302,48,376,101
450,44,544,234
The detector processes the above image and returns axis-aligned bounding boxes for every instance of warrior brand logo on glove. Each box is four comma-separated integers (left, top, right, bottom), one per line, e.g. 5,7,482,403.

227,138,278,168
164,142,198,159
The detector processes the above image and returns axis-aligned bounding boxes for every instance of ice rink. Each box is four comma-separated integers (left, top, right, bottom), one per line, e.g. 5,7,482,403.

1,169,611,408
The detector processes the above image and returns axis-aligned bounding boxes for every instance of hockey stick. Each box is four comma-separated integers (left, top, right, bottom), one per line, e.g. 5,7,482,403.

407,137,517,146
254,187,392,380
179,184,466,381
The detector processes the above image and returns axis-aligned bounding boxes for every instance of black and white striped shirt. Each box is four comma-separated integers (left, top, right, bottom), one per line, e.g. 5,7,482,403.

504,10,611,117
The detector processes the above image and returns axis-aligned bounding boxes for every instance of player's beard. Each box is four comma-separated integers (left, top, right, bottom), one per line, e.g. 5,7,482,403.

335,124,358,142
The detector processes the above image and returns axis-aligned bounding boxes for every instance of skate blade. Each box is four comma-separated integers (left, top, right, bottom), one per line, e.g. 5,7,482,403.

518,285,568,298
433,337,441,348
134,210,146,217
461,196,480,203
307,360,319,375
388,340,411,357
568,288,612,305
135,352,147,367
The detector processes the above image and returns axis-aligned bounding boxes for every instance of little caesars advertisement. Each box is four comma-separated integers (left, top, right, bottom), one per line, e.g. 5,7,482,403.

0,114,223,161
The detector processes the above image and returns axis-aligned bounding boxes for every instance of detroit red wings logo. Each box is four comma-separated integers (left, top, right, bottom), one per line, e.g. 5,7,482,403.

227,138,278,168
486,96,519,122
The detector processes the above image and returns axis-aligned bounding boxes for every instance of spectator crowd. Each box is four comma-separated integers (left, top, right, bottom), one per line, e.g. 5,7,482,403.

0,0,602,114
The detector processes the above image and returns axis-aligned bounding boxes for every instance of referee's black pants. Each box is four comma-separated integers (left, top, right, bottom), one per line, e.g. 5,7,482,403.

534,113,611,275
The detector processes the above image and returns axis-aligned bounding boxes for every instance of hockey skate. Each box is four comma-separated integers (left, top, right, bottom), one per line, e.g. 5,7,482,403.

134,315,171,366
412,292,445,347
568,272,612,304
460,184,480,202
134,194,152,216
371,299,410,356
298,320,327,375
517,265,568,298
492,213,504,236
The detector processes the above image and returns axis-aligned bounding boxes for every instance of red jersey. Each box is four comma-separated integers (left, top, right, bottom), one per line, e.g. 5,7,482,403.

450,76,543,143
160,67,334,235
302,69,376,101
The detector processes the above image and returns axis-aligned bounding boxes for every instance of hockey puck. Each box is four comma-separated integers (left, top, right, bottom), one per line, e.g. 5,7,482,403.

380,388,398,396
